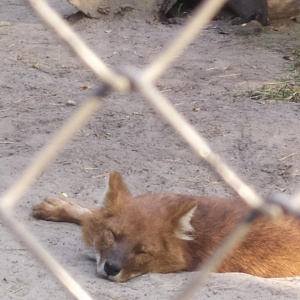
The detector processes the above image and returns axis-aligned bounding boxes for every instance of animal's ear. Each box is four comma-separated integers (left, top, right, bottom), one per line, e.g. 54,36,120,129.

169,200,197,241
103,172,131,211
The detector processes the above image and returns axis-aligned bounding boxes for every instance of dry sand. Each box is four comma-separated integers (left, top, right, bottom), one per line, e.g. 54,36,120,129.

1,0,300,299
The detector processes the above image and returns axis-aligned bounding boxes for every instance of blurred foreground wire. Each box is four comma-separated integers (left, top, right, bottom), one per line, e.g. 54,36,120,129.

1,0,300,299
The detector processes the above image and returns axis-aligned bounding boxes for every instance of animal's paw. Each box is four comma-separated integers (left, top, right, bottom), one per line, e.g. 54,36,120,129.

32,197,74,222
32,197,91,224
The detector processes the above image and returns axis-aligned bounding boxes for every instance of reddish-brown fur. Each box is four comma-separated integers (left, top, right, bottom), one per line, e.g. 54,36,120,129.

32,172,300,282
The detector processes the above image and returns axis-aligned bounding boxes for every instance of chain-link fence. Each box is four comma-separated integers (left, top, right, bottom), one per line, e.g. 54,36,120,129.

1,0,300,299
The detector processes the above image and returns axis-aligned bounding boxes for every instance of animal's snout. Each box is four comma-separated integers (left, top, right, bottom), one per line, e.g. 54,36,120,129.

104,260,121,276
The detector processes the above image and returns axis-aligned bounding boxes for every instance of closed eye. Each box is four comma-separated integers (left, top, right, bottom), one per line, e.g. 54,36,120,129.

110,229,116,239
134,242,152,255
135,247,151,256
109,229,124,242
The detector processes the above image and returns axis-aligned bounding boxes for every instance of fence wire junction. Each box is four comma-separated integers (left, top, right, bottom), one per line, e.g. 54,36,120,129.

1,0,300,299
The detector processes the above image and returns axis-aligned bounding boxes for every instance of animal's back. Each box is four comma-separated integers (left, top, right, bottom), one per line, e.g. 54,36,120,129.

179,195,300,277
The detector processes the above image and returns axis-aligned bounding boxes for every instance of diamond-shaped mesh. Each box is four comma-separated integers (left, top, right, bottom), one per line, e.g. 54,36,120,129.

1,0,300,299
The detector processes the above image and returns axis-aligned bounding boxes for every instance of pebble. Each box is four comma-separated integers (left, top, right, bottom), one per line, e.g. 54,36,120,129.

66,100,76,106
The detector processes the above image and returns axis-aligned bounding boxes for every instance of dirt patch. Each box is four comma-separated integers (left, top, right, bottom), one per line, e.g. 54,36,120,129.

0,0,300,299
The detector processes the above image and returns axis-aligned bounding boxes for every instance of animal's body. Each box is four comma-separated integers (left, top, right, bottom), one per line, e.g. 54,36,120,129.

32,172,300,282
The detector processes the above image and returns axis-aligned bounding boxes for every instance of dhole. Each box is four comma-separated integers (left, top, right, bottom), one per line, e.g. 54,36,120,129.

32,172,300,282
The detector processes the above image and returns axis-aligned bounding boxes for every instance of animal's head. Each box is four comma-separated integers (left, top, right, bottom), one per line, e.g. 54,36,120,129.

82,172,197,282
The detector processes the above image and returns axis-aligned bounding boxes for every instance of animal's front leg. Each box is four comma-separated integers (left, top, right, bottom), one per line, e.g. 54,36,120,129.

32,197,92,225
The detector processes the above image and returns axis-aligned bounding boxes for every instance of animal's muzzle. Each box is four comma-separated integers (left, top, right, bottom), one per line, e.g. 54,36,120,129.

104,260,121,276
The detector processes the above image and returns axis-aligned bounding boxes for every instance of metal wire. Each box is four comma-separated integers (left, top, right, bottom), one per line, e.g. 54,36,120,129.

27,0,130,93
143,0,228,82
1,95,102,210
1,0,300,300
130,70,278,215
174,210,260,300
0,208,94,300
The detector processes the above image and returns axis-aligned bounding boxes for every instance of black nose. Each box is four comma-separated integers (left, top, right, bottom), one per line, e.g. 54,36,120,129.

104,260,121,276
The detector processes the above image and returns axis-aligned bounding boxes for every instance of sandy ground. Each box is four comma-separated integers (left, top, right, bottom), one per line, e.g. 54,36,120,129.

1,0,300,299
